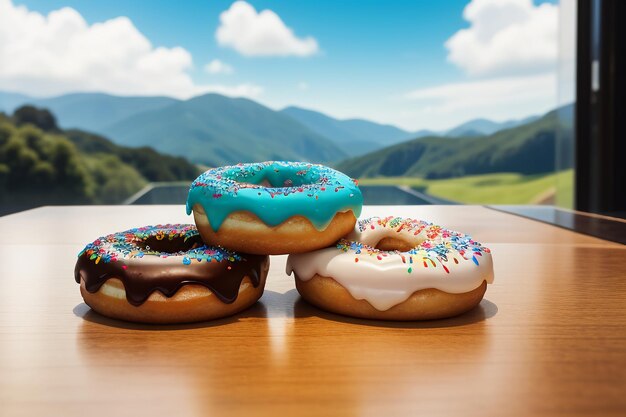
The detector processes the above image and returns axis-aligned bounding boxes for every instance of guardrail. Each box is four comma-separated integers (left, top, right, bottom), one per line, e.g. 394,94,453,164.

124,182,457,205
395,185,457,205
123,182,190,205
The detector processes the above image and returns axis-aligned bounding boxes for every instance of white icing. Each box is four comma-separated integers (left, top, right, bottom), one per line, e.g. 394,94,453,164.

286,217,494,311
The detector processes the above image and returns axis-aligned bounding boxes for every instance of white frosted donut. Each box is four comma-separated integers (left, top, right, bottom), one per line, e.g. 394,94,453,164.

286,216,494,320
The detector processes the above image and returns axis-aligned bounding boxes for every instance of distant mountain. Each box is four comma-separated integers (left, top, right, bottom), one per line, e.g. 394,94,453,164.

337,105,572,179
0,92,177,132
445,118,498,137
103,94,347,166
413,129,438,138
445,115,541,137
281,106,415,156
0,91,31,112
282,106,541,149
1,89,547,166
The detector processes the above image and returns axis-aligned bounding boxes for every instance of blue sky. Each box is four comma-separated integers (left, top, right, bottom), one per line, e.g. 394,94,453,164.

4,0,560,130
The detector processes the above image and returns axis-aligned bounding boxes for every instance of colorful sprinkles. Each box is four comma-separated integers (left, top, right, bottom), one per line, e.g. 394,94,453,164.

339,217,491,274
77,224,242,265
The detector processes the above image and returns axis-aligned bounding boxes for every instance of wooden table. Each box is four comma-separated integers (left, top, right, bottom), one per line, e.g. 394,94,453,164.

1,205,625,417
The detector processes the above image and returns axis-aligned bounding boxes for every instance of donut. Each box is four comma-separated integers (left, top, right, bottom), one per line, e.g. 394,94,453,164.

286,217,494,321
186,161,363,255
74,224,269,324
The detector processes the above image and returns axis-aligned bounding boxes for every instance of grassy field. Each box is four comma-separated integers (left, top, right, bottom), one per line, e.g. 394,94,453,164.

358,170,574,205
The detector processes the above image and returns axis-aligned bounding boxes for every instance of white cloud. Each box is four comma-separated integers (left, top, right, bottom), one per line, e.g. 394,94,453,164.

403,73,556,129
297,82,309,91
203,83,263,97
216,1,318,57
204,59,234,75
445,0,558,77
396,0,560,130
0,0,261,99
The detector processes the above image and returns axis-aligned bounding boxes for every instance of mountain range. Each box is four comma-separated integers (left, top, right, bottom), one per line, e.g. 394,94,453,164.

0,92,177,132
0,91,541,163
443,115,541,138
103,94,348,166
280,106,418,155
337,105,573,179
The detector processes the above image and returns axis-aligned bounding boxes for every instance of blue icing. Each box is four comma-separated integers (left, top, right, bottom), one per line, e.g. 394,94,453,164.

186,161,363,231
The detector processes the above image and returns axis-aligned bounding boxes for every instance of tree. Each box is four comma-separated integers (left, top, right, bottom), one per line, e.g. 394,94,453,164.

13,105,59,132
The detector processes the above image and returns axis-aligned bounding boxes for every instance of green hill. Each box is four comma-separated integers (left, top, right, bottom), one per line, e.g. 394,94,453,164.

64,129,199,182
359,171,573,205
281,106,415,156
337,105,572,179
0,106,199,214
103,94,347,166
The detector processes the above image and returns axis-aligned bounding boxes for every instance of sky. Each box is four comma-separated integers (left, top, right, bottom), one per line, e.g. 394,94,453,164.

1,0,560,131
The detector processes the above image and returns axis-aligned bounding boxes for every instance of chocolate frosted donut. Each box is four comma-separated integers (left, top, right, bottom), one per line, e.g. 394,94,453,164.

74,224,269,323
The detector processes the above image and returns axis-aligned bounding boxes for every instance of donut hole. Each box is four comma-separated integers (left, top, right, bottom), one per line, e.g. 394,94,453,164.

135,235,203,254
375,237,419,252
242,174,310,188
229,164,320,189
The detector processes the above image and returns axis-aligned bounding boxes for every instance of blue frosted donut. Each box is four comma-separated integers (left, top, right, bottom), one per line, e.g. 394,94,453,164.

186,161,363,255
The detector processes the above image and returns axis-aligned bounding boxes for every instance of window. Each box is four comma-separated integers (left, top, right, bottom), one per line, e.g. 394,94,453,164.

4,1,621,216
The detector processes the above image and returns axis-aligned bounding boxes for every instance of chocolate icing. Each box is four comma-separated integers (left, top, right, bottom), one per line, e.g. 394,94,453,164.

74,224,267,306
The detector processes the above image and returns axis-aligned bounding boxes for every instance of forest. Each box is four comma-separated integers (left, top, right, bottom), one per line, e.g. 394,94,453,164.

0,106,200,214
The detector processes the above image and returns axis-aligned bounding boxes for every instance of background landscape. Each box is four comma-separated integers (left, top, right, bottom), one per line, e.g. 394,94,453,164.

0,90,572,213
0,0,569,214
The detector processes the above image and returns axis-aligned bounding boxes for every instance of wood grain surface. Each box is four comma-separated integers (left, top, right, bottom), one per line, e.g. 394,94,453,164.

0,205,624,417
